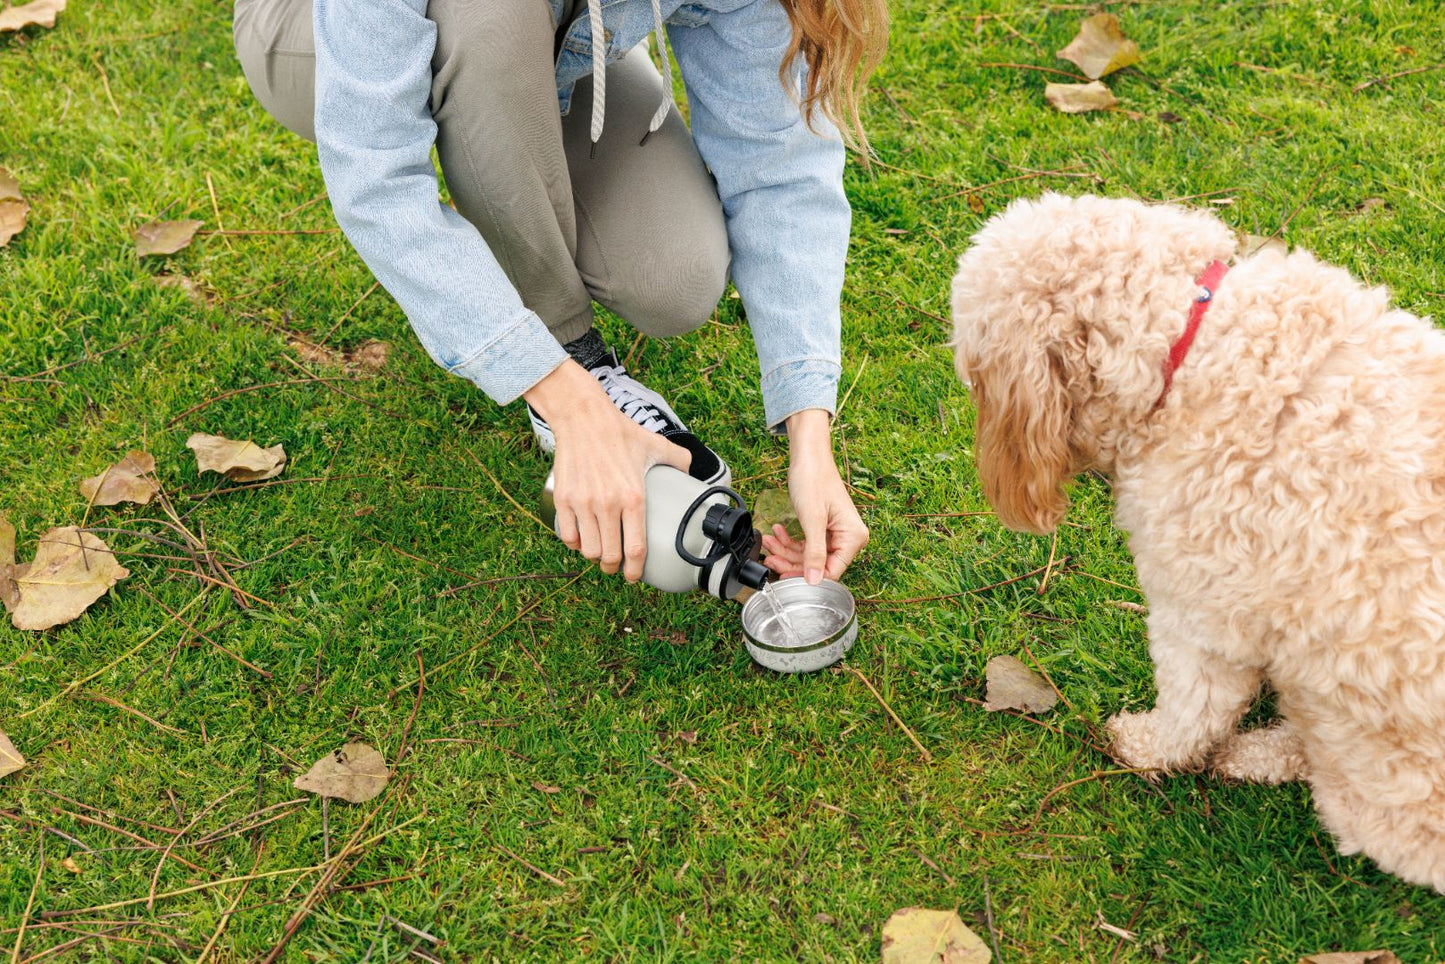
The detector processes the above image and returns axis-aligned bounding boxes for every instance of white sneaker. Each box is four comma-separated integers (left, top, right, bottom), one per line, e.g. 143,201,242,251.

528,349,730,486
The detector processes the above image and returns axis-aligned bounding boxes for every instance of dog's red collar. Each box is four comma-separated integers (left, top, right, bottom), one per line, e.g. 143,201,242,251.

1156,260,1230,409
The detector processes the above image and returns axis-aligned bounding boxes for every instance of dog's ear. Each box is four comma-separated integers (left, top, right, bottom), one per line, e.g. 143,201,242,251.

970,349,1075,535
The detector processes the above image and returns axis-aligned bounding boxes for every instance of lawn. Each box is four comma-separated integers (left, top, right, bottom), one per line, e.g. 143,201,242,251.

3,0,1444,960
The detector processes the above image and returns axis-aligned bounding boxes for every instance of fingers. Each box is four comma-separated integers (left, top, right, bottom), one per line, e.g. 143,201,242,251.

576,509,604,572
556,507,581,552
798,509,829,586
621,489,647,583
824,519,870,581
762,526,804,578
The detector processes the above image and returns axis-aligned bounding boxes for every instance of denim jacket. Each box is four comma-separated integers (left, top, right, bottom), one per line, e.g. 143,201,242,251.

312,0,850,429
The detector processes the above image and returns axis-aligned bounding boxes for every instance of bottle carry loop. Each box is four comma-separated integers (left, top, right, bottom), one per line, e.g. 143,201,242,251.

673,485,747,569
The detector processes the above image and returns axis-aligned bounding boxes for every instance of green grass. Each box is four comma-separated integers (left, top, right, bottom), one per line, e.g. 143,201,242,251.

3,0,1444,960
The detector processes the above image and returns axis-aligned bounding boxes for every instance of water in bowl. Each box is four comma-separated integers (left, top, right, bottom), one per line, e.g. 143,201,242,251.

753,582,849,649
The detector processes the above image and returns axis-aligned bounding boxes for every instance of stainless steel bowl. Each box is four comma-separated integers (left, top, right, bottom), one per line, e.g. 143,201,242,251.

741,578,857,673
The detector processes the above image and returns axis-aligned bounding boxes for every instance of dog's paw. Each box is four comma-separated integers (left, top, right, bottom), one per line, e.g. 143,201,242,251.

1208,724,1309,785
1105,711,1168,779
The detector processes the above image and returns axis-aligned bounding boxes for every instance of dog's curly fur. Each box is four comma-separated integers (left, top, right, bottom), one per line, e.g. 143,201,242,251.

950,192,1445,892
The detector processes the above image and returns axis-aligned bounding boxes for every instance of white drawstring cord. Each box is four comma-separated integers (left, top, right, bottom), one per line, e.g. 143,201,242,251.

585,0,676,155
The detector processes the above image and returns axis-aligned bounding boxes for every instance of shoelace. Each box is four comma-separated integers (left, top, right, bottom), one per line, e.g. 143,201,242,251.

594,364,672,434
585,0,674,154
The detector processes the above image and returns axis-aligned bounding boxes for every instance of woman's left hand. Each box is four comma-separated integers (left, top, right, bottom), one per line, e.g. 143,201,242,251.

759,409,868,583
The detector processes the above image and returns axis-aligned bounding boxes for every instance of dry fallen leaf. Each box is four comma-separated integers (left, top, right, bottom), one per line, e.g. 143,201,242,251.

290,338,390,373
351,339,390,371
294,742,389,804
1058,13,1140,80
0,0,66,32
79,450,159,507
60,856,82,874
966,194,986,215
8,527,130,632
881,907,992,964
982,655,1059,713
0,729,25,778
134,219,203,258
0,513,18,612
186,432,287,483
1300,953,1402,964
1238,233,1288,258
0,167,28,247
1044,81,1119,114
531,781,562,794
155,272,212,305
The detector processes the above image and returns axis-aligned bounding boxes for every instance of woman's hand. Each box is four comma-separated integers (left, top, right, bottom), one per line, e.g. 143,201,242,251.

525,361,691,582
760,408,868,583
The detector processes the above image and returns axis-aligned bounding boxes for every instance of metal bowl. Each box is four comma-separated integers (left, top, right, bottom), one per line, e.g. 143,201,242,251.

741,578,857,674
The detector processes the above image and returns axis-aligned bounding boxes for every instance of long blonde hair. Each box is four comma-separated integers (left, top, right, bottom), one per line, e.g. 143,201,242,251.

779,0,890,157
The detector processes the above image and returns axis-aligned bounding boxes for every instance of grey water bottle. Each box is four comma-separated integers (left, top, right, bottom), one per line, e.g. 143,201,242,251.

540,464,771,600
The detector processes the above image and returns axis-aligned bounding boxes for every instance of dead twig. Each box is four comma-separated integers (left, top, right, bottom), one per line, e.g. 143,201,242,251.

841,666,933,764
980,61,1090,81
163,378,328,427
1353,62,1445,92
492,841,566,888
1037,531,1060,595
18,593,209,721
3,333,147,385
83,692,187,737
860,558,1070,606
194,844,263,964
982,874,1004,963
1025,768,1157,831
433,570,582,600
8,838,43,964
319,280,382,346
258,807,422,964
147,788,242,911
648,756,701,794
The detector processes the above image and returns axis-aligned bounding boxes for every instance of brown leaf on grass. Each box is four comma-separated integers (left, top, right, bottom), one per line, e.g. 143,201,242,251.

79,450,159,507
134,219,203,258
155,272,213,305
1058,13,1140,79
0,730,24,779
60,856,82,873
186,432,287,483
8,527,130,631
1353,197,1388,216
1044,81,1119,114
293,742,389,804
350,339,390,371
290,338,390,373
1238,233,1288,258
1300,953,1402,964
982,655,1058,714
531,781,562,794
0,0,65,32
0,513,18,612
881,907,992,964
0,167,28,247
752,487,803,540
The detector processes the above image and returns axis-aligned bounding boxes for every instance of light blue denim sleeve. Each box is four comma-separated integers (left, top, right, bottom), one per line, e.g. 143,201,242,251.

312,0,567,406
668,1,851,431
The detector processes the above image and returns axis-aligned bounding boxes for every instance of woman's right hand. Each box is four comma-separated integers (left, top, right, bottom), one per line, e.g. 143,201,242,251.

524,361,692,582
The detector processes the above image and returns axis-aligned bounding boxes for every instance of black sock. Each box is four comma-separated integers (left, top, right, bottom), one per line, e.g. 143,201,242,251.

562,328,610,369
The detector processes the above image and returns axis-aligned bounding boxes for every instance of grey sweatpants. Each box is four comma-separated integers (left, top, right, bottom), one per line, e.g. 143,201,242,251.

232,0,731,345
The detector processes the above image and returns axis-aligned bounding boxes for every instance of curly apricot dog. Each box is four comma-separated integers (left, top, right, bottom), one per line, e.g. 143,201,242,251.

951,192,1445,891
